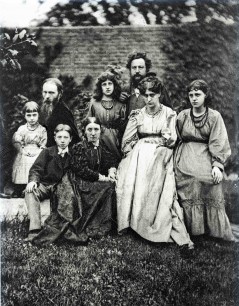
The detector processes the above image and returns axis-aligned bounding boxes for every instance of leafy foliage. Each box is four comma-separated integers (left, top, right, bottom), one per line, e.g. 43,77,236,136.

1,219,238,305
160,21,239,172
0,29,37,71
38,0,239,27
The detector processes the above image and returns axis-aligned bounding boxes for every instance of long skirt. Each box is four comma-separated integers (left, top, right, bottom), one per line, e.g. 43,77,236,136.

116,139,193,246
175,141,234,241
33,171,116,245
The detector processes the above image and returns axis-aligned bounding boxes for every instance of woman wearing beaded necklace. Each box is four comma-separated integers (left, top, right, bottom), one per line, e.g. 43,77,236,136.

12,101,47,197
175,79,234,241
116,75,193,248
87,69,126,162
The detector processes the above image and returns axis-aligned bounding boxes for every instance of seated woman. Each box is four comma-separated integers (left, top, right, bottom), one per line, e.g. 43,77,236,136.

116,75,193,248
33,117,118,245
87,69,126,162
174,79,234,241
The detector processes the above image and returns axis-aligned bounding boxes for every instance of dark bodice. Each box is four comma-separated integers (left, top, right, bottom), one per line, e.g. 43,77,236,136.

70,139,119,182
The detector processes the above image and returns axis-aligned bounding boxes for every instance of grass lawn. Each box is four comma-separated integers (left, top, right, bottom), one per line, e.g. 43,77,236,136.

1,218,238,306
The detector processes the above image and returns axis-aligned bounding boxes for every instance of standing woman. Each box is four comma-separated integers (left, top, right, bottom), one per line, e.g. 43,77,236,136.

116,75,193,248
175,79,234,241
88,70,126,162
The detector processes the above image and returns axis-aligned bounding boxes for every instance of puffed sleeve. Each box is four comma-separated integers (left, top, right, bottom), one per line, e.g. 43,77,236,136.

209,112,231,170
70,142,99,182
39,126,47,148
176,110,186,140
121,110,142,155
12,125,25,145
87,100,95,117
163,109,177,148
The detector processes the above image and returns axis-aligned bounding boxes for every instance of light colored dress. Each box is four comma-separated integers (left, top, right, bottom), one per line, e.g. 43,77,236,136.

12,124,47,184
175,108,234,240
116,106,192,246
88,99,126,161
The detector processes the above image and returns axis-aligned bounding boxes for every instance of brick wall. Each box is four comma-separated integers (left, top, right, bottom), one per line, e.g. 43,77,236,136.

36,25,175,85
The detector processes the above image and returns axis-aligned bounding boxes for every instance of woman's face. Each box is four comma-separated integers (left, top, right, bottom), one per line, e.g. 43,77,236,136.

101,79,114,97
143,89,161,109
188,89,206,109
85,122,101,144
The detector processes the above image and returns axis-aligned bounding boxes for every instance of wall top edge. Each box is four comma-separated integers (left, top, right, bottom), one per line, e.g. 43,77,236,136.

1,22,237,31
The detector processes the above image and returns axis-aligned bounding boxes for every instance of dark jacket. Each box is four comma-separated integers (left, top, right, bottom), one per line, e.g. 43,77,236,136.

45,102,80,147
123,83,172,116
28,146,71,186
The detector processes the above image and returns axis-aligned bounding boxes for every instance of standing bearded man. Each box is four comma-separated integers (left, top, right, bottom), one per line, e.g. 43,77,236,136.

121,51,172,116
41,78,80,146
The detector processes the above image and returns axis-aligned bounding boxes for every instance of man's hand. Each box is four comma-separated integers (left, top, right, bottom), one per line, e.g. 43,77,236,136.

25,182,37,193
212,166,223,184
119,92,130,103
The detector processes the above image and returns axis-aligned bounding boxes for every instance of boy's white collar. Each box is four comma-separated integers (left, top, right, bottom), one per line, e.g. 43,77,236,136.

58,147,69,156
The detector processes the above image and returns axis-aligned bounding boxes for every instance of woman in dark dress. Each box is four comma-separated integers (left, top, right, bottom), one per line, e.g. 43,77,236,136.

33,117,118,245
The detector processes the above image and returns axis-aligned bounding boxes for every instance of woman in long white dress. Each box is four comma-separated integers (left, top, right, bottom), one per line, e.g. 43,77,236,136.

116,75,193,247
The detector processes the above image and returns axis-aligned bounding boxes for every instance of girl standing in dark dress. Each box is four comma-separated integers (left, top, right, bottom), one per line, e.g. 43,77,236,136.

88,70,126,162
33,117,118,245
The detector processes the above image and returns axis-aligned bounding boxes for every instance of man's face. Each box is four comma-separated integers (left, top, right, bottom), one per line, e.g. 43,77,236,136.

130,58,147,84
42,82,60,105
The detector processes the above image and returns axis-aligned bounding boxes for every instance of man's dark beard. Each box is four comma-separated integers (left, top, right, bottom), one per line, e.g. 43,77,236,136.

40,102,54,125
131,74,145,87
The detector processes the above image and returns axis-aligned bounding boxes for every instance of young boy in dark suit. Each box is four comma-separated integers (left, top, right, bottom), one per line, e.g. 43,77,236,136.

24,124,73,241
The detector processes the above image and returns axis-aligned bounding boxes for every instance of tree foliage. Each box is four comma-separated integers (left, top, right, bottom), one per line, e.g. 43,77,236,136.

0,29,37,72
38,0,239,27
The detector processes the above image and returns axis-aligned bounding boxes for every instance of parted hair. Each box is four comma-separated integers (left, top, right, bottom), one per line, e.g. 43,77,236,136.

187,79,211,106
138,74,163,95
54,124,72,136
93,71,121,101
82,117,101,131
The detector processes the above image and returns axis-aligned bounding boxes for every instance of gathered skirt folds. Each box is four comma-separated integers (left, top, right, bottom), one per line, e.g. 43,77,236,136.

33,171,116,245
116,139,192,246
175,142,234,241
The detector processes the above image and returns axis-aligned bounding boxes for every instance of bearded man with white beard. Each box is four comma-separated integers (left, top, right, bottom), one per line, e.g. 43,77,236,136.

40,78,80,147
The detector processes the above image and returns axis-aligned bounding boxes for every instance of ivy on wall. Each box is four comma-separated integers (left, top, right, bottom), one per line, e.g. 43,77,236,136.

160,21,238,172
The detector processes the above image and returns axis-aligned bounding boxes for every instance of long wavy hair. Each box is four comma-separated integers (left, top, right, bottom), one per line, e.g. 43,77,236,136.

93,71,121,101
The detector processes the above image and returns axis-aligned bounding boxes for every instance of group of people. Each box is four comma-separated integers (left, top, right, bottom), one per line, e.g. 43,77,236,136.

9,51,235,246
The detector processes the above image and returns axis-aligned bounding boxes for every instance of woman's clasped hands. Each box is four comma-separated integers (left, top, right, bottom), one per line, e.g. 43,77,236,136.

99,167,117,183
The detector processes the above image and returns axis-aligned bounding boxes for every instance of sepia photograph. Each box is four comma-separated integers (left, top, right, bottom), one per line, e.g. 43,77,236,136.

0,0,238,305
